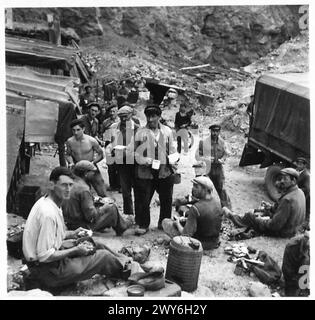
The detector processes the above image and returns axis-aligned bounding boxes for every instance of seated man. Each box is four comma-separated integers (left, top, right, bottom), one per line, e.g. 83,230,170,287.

22,167,131,291
223,168,305,238
62,161,128,235
162,176,222,250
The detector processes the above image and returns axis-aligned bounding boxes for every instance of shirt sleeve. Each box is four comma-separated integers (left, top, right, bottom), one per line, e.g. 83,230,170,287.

182,206,198,237
79,190,98,223
265,198,291,232
36,215,58,262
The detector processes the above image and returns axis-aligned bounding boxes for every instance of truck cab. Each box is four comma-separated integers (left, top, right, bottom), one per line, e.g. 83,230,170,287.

239,73,310,200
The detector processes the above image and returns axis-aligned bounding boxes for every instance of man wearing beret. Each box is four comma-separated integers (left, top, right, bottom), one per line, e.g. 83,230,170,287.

295,157,310,229
162,176,222,250
223,168,305,238
105,105,139,218
62,160,128,235
195,124,232,209
131,104,177,234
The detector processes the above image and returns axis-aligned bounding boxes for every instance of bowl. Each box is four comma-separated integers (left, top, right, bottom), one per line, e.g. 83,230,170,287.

127,284,145,297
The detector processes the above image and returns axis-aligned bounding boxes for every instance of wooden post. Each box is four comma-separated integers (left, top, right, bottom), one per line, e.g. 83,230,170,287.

47,13,61,45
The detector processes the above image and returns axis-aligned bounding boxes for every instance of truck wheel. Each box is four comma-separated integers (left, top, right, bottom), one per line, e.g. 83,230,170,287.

265,164,283,201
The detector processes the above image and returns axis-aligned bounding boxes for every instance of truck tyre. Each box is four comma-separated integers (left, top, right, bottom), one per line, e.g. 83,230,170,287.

265,164,283,201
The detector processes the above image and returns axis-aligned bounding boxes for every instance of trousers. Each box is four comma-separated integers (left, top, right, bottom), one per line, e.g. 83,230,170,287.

134,175,174,228
26,241,126,289
208,163,231,209
118,164,135,215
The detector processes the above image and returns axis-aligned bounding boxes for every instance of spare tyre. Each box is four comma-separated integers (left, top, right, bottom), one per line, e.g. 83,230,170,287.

264,164,283,201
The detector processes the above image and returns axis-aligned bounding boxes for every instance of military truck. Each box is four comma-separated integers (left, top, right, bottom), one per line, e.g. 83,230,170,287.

239,73,310,200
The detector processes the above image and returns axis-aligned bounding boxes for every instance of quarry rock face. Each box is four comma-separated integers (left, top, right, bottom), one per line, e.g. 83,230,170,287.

11,6,303,67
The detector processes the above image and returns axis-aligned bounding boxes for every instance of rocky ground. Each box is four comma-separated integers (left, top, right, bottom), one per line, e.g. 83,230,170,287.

6,21,308,297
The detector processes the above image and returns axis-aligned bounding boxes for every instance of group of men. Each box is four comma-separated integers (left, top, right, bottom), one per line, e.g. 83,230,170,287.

22,89,310,296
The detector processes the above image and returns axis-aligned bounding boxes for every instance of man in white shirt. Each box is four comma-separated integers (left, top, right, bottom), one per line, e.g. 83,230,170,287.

23,167,130,291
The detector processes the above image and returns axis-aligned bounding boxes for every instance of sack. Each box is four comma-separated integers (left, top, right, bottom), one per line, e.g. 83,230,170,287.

251,251,282,285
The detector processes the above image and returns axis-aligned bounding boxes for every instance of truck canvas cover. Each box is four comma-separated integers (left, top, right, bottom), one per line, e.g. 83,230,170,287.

249,72,310,163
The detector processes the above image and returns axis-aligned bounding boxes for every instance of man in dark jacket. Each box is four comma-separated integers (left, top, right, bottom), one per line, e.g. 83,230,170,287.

223,168,305,238
62,160,128,235
162,176,222,250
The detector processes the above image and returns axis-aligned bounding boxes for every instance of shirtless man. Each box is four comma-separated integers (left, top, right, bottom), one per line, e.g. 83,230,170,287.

65,119,106,197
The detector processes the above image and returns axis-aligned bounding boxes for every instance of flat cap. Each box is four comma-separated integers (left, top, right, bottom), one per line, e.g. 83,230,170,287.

280,168,299,179
144,104,162,116
117,105,133,115
74,160,97,172
191,176,214,192
209,124,221,130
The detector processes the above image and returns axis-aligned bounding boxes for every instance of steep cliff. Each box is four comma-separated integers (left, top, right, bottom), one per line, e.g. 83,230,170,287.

11,6,304,68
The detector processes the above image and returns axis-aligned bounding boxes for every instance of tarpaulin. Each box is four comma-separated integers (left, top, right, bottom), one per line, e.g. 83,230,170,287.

25,99,59,143
249,73,310,162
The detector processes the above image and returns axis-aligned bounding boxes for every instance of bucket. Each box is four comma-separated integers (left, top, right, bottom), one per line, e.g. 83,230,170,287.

165,236,203,292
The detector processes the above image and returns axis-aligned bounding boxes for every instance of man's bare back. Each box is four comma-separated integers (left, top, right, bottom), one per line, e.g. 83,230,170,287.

66,134,102,163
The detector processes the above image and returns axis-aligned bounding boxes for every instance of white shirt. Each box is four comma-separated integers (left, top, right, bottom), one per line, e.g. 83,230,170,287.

22,196,66,262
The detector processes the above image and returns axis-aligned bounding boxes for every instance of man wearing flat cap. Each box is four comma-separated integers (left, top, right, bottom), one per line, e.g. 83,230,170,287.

62,160,128,235
223,168,305,238
295,157,310,229
130,104,177,234
195,123,232,209
162,176,222,249
105,105,139,218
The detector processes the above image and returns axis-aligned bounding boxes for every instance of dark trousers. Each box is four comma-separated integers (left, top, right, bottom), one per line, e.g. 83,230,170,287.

107,163,120,189
209,163,231,209
118,164,135,215
134,176,174,228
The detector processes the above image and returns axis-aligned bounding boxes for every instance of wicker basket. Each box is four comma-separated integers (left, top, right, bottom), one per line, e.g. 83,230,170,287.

165,236,203,292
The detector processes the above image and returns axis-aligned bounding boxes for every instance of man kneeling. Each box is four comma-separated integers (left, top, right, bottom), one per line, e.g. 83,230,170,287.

23,167,131,291
162,176,222,250
62,160,128,235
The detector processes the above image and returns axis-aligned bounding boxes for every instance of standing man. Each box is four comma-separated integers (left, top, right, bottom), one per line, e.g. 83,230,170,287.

22,167,129,291
132,104,176,234
65,119,106,197
79,84,96,114
195,124,231,209
102,104,120,191
105,106,139,217
62,161,128,235
223,168,305,238
162,176,222,250
80,102,100,139
295,157,310,229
